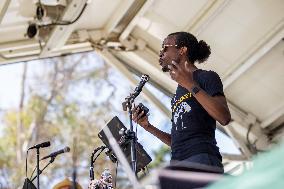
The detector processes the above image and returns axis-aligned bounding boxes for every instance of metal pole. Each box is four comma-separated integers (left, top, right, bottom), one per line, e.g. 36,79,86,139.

36,148,40,189
128,103,137,174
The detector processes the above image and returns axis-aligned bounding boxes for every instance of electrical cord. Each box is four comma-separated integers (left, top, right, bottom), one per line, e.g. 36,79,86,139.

39,2,88,27
93,147,106,164
114,161,118,189
30,167,36,180
26,151,29,178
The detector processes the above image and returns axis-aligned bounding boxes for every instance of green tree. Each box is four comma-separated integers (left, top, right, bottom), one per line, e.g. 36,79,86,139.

0,52,125,188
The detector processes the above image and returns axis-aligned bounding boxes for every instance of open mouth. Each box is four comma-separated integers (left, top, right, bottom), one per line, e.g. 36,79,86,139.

159,57,170,72
161,65,170,72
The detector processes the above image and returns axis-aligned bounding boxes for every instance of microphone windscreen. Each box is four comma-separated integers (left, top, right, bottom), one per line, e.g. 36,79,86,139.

64,146,71,153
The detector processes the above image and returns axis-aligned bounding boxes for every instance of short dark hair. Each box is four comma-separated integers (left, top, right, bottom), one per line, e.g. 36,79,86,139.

168,32,211,64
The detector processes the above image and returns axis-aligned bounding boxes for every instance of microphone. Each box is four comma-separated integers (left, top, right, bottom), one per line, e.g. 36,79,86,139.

132,74,150,98
28,141,50,150
41,147,70,160
122,74,150,111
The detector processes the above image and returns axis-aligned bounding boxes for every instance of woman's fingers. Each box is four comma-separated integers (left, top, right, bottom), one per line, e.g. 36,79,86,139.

137,111,145,120
132,106,141,123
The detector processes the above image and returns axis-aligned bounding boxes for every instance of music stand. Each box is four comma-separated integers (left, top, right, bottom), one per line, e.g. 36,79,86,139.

98,116,152,172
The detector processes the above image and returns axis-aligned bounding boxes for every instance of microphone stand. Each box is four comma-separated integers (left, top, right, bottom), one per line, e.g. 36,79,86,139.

36,148,40,189
122,95,138,175
31,157,55,182
122,74,149,176
128,99,138,174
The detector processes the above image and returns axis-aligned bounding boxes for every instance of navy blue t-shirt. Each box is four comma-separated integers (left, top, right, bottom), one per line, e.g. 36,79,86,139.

171,69,224,161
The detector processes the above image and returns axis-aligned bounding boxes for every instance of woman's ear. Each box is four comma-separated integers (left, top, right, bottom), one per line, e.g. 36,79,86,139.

180,47,188,55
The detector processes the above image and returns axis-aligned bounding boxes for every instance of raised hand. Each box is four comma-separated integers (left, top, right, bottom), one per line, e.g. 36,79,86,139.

168,60,197,89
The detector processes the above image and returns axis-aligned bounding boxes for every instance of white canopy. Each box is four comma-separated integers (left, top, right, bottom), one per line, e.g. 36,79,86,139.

1,0,284,166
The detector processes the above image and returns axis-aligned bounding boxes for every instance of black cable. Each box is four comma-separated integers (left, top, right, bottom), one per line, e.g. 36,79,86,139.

30,167,36,180
93,147,106,164
39,2,88,27
90,146,106,180
25,155,28,177
31,158,55,182
114,161,118,189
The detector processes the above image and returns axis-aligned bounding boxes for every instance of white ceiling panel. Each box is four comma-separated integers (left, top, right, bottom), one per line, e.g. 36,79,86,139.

226,40,284,121
150,0,208,29
198,0,284,65
1,0,284,158
73,0,122,30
